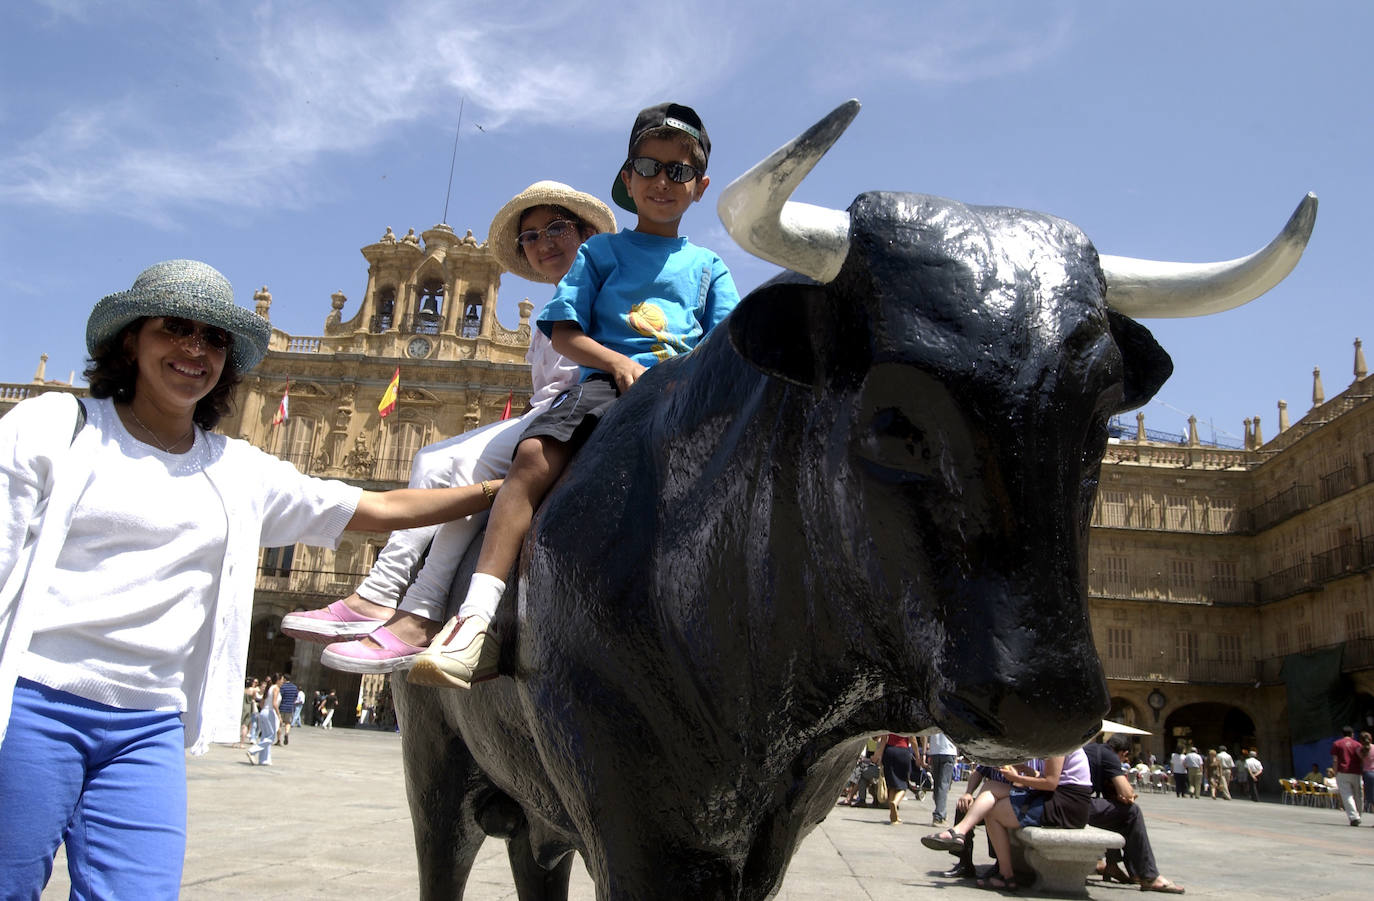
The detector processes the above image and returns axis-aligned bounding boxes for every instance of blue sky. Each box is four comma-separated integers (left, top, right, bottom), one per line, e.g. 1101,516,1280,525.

2,1,1366,446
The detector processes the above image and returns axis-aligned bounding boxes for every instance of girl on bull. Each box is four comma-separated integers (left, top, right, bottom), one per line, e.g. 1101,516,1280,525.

282,183,615,676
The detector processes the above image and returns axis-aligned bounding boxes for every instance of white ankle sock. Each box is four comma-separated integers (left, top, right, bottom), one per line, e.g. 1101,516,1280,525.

457,572,505,621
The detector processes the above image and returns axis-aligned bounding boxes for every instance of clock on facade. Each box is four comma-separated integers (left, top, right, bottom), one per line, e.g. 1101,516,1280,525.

407,337,432,359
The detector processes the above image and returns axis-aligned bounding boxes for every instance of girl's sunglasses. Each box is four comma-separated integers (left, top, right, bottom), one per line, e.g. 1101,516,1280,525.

625,157,699,184
158,316,233,351
517,219,579,247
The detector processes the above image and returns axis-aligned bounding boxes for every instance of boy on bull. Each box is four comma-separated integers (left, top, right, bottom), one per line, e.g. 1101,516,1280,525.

407,102,741,689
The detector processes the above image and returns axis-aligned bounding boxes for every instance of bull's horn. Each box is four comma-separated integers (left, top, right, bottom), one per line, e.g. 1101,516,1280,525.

1101,193,1317,318
717,99,859,284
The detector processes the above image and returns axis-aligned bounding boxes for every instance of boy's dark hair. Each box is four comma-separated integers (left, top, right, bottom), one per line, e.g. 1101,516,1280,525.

612,102,710,213
84,317,242,430
630,126,708,174
1106,735,1132,754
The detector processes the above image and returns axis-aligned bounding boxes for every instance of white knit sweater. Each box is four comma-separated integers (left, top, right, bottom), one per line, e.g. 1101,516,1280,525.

0,393,361,753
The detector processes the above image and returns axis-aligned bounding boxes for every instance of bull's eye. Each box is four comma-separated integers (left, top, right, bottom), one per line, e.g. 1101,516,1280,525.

872,407,929,461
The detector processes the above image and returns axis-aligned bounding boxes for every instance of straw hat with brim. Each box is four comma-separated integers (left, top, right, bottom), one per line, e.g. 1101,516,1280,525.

86,259,272,373
487,182,616,284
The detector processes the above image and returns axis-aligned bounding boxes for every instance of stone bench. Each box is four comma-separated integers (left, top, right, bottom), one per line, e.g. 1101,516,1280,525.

1009,825,1124,896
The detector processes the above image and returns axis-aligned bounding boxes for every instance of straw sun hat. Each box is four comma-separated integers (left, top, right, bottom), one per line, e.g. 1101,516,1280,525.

86,259,272,372
487,182,616,283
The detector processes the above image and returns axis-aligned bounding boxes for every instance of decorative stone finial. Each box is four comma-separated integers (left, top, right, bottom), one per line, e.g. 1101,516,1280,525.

1252,415,1263,447
253,286,272,319
1355,338,1367,380
1187,415,1199,447
1135,411,1145,442
1243,418,1253,450
331,290,347,311
33,353,48,383
1313,367,1325,406
1278,399,1289,432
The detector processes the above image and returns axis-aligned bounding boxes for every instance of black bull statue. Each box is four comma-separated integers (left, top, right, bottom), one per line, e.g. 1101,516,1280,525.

390,101,1316,899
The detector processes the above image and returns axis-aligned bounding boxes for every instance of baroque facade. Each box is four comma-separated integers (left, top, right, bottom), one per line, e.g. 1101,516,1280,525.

3,232,1371,762
1093,342,1374,782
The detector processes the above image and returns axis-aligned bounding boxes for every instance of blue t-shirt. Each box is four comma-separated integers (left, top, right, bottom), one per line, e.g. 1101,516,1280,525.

536,229,741,381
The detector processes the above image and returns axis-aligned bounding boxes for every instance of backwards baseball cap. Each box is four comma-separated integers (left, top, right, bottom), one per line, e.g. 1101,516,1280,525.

611,102,710,213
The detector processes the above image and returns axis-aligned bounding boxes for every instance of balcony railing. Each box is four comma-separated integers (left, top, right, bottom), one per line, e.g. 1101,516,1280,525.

274,450,315,475
1101,658,1259,684
1319,463,1358,503
1087,573,1252,605
370,454,415,484
256,565,366,596
1256,637,1374,684
1256,560,1321,604
1311,544,1367,582
1246,484,1315,532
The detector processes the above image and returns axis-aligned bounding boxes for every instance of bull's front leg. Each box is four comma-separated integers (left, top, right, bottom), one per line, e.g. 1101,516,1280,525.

391,676,489,900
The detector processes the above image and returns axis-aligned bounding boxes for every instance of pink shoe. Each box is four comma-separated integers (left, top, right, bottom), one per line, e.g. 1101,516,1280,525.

321,626,427,674
281,600,388,643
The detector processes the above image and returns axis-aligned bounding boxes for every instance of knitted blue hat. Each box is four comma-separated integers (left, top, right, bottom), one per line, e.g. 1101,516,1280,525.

86,259,271,372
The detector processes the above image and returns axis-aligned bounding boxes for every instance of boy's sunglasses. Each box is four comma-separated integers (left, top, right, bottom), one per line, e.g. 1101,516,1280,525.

516,219,579,247
625,157,699,184
158,316,234,351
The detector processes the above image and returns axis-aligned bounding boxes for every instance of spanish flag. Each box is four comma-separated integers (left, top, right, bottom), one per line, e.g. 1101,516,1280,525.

378,367,400,418
501,391,513,421
271,384,290,426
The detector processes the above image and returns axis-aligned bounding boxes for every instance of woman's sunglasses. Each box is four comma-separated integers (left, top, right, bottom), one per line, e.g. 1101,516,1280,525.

516,219,580,247
625,157,700,184
158,316,233,352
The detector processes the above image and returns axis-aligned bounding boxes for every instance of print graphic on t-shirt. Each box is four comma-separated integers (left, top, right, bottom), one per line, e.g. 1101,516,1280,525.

626,301,691,360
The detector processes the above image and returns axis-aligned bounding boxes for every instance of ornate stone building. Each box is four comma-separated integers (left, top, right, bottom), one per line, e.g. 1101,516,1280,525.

1093,342,1374,783
3,238,1371,760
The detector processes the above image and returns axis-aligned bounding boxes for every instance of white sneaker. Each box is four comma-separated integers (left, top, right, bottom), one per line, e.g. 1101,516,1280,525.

406,615,500,690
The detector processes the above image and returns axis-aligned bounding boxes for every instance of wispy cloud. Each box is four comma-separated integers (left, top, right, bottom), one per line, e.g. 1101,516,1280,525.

0,0,1070,223
0,1,739,222
857,3,1076,84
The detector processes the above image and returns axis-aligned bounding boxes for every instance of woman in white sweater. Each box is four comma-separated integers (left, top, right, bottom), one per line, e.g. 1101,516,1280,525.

0,259,501,899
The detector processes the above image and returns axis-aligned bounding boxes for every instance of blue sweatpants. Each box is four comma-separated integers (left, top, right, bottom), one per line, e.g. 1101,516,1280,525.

0,678,187,900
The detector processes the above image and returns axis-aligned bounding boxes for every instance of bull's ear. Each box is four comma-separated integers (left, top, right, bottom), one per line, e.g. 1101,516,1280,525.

1107,310,1173,412
729,273,867,387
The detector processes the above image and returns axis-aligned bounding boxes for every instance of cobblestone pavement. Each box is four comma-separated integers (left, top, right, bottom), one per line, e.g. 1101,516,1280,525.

39,727,1374,899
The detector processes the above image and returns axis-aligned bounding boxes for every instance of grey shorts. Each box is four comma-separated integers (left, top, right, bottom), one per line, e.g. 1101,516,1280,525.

518,374,619,451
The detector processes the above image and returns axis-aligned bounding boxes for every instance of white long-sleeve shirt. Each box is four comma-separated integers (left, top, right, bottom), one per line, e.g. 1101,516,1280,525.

0,393,361,753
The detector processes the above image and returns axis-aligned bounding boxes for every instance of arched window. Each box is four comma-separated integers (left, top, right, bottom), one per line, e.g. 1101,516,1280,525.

461,290,483,338
372,286,396,332
275,417,316,472
415,279,444,335
376,421,427,482
261,545,295,578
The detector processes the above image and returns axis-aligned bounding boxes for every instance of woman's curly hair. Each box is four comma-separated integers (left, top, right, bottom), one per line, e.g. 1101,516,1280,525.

83,317,243,430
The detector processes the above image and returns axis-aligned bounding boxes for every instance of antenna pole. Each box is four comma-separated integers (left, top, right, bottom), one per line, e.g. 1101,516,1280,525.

442,97,464,225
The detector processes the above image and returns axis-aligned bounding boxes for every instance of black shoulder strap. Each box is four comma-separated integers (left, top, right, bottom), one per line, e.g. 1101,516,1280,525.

71,398,87,445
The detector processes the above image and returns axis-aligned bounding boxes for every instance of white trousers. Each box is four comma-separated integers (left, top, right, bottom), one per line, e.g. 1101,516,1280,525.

1337,771,1363,822
354,414,530,621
